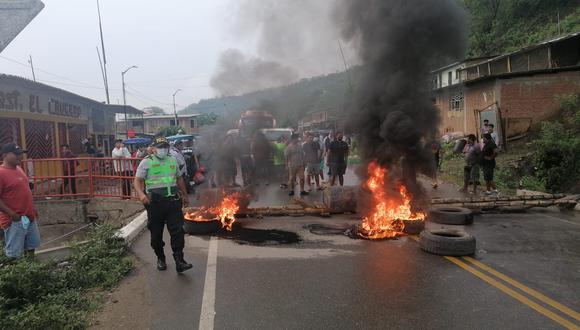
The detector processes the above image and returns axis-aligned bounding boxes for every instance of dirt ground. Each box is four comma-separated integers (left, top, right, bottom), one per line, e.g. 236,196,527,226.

90,254,152,330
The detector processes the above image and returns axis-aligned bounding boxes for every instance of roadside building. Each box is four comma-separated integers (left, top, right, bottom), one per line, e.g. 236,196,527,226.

0,74,142,158
432,32,580,142
298,110,345,134
118,113,202,137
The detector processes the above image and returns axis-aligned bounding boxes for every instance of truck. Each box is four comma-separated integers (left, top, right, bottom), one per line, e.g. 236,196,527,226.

238,110,276,138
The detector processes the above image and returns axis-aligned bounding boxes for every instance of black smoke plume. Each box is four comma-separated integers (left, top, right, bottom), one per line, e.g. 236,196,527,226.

210,49,299,96
211,0,354,96
334,0,467,198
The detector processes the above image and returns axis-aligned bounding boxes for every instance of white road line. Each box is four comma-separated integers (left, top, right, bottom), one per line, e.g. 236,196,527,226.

199,237,218,330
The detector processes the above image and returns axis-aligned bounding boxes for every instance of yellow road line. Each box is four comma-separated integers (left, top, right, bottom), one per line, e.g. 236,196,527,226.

463,256,580,322
446,257,580,330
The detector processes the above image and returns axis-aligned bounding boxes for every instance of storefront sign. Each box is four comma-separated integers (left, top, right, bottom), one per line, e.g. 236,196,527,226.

0,89,84,119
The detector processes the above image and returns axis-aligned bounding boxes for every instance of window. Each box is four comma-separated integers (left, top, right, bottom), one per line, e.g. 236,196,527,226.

170,119,178,126
431,76,439,90
190,119,195,128
449,91,464,111
448,71,453,86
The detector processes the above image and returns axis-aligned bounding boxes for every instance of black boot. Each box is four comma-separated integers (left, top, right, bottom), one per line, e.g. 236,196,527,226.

157,257,167,271
155,250,167,271
174,252,193,273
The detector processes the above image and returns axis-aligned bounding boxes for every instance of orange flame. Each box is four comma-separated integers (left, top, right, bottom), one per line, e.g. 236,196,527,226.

214,193,240,231
359,161,425,239
184,192,240,231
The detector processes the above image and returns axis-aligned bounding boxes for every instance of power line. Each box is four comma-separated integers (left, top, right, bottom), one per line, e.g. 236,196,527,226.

0,54,103,89
125,88,179,108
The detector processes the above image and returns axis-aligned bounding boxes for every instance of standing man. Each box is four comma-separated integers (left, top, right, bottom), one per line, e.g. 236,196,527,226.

461,134,481,195
302,133,322,191
134,137,192,273
328,132,350,186
0,143,41,258
112,139,133,198
238,137,253,186
323,132,335,177
481,119,490,135
488,124,501,148
273,136,288,189
170,141,189,193
60,144,78,195
482,133,499,195
284,133,308,196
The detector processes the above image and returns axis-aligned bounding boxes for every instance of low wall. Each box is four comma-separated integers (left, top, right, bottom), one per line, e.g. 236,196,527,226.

35,200,86,225
34,198,144,227
87,198,144,226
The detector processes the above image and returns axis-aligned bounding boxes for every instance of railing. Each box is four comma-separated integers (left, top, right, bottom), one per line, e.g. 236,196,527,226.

21,157,143,200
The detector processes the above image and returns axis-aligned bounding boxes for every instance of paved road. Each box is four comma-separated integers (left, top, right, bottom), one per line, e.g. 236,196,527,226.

94,166,580,329
100,202,580,330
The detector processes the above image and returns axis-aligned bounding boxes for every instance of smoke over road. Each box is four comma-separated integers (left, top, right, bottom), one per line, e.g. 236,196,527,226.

210,49,298,96
334,0,467,196
211,0,353,96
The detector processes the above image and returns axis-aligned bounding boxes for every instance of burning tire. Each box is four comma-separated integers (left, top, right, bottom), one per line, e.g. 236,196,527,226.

402,220,425,235
427,206,473,225
183,219,221,235
419,229,476,256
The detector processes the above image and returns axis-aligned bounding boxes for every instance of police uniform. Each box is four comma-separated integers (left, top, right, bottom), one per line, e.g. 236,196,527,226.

135,138,192,273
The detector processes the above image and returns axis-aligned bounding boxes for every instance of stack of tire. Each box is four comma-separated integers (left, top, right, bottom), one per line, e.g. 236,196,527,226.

420,206,476,256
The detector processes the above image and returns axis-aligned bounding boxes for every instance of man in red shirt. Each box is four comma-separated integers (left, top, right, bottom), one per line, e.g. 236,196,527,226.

0,143,41,258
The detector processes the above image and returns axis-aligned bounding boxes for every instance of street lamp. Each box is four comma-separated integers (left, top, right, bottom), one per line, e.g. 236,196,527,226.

172,89,181,128
122,65,138,138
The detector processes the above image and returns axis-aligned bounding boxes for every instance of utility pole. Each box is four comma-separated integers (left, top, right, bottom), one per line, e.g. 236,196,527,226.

97,0,110,104
173,89,181,128
337,39,353,90
122,65,138,138
557,9,561,35
28,55,36,82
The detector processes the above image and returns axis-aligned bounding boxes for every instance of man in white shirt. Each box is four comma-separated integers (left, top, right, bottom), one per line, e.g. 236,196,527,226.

112,139,133,198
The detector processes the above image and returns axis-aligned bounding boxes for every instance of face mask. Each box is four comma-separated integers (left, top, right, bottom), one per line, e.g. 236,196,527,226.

156,148,169,159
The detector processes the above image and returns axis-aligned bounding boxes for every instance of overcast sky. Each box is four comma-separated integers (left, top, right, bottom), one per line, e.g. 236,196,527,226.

1,0,258,111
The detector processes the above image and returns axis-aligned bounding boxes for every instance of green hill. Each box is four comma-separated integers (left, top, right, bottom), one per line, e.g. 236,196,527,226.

463,0,580,57
180,0,580,126
180,68,361,127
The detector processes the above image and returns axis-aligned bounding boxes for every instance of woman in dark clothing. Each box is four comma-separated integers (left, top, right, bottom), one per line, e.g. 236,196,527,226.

481,133,499,195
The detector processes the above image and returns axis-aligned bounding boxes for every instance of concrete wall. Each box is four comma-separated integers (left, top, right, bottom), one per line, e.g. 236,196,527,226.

35,200,87,225
34,198,144,227
86,198,144,226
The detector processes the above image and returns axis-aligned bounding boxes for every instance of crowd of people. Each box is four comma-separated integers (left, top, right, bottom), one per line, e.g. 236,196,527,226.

460,126,500,196
197,130,353,196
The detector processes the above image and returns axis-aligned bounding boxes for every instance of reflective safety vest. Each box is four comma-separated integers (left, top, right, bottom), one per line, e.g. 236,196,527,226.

144,156,178,197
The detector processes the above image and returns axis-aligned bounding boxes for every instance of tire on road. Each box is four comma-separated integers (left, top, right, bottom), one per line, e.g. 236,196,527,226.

402,219,425,235
183,219,221,235
428,206,473,225
419,229,476,256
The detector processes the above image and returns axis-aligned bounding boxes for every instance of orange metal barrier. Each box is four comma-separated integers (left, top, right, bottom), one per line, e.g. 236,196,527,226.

21,157,143,200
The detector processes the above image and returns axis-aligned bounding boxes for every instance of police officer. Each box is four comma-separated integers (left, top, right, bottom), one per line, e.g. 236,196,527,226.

134,137,193,273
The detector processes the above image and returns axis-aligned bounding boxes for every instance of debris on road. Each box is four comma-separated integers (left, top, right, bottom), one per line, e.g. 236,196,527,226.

419,229,476,256
428,206,474,225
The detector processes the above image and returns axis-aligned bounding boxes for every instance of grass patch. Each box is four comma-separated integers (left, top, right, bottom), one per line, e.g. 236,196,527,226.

0,225,132,329
439,140,539,195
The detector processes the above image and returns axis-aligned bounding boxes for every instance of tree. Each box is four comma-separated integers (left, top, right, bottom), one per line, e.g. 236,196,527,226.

197,113,219,126
144,106,166,115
